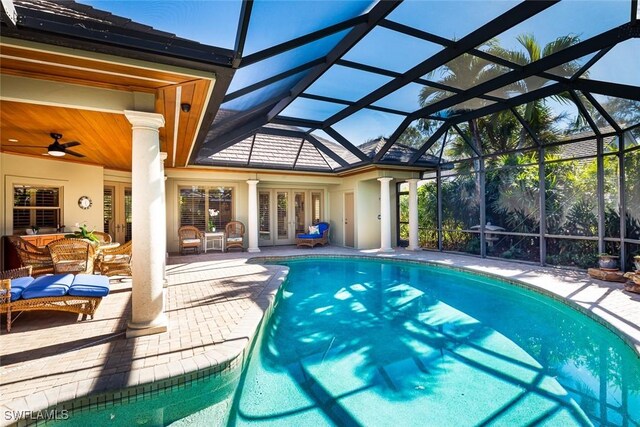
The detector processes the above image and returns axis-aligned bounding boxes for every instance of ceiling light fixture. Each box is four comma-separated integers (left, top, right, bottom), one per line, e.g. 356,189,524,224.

48,144,66,157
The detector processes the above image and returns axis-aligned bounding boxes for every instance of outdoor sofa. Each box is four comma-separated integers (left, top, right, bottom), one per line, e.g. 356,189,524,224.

0,266,110,332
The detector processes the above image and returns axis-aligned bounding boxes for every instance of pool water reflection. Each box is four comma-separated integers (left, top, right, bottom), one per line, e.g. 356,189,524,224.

229,258,640,426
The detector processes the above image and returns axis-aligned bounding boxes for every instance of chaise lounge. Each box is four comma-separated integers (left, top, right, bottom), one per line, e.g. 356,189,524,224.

0,266,110,332
296,222,330,248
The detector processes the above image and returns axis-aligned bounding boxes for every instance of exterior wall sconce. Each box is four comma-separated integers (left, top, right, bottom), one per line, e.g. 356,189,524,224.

181,103,191,113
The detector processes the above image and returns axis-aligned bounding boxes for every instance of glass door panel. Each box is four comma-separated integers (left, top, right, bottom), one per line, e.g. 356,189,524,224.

277,192,289,241
259,191,271,243
294,192,305,236
124,188,132,242
103,187,115,236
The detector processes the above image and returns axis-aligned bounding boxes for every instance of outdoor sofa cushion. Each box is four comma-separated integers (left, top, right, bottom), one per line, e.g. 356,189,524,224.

21,274,74,299
68,274,110,297
296,234,321,239
7,276,35,301
227,237,243,243
181,238,201,244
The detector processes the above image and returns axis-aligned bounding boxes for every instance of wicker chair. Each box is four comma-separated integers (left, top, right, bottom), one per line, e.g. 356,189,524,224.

178,226,203,255
47,238,96,274
225,221,245,252
7,236,54,276
96,240,132,276
93,231,113,244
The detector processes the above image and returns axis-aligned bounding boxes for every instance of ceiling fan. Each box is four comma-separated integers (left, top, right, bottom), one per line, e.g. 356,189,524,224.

4,133,85,157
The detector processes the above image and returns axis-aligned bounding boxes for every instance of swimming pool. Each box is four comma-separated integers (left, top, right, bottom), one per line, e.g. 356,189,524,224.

228,258,640,426
47,257,640,426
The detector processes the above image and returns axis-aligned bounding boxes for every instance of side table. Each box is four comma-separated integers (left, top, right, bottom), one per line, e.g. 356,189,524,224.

203,232,225,253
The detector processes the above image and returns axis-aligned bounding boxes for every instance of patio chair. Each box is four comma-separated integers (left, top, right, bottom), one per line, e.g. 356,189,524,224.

96,240,132,276
47,238,96,274
178,226,203,255
225,221,245,252
93,231,113,244
296,222,330,248
7,236,55,276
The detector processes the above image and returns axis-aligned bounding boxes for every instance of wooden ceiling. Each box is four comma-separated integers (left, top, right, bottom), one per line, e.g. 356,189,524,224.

0,42,213,170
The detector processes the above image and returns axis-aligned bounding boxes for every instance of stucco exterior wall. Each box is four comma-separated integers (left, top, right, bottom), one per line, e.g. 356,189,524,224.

1,153,104,237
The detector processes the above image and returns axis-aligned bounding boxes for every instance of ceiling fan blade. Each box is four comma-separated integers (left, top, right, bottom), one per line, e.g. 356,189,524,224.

61,141,81,148
65,149,85,158
3,145,49,148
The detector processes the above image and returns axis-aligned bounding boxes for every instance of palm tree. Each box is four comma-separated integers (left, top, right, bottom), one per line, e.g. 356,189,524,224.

493,34,583,146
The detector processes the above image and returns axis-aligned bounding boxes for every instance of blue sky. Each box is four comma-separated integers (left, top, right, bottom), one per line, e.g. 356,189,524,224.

77,0,638,140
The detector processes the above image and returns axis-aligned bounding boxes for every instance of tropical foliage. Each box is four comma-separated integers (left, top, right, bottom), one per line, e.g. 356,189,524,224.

398,33,640,270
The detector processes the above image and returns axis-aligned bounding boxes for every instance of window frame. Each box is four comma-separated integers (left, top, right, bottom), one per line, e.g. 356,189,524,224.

12,183,64,234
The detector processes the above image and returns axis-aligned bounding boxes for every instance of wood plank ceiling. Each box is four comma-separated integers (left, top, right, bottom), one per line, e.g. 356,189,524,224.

0,42,213,171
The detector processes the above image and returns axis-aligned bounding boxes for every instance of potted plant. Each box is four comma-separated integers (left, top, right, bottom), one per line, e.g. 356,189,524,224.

26,225,39,235
208,209,219,232
634,255,640,271
65,223,99,243
597,253,619,271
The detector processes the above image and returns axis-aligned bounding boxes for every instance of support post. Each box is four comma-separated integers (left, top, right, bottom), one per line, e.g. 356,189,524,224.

437,168,443,251
407,178,420,251
539,146,546,267
125,110,167,338
159,152,168,288
378,177,394,252
247,179,261,253
596,137,606,255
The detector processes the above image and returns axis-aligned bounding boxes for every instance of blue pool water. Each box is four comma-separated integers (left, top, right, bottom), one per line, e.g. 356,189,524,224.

47,258,640,426
228,258,640,426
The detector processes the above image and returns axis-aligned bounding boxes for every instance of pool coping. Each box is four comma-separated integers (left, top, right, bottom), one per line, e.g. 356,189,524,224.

3,249,639,425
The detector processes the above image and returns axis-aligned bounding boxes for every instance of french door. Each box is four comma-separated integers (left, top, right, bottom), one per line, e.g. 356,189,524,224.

104,182,132,244
259,190,320,246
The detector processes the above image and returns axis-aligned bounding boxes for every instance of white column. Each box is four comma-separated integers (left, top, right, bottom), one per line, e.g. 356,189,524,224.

407,178,420,251
378,177,394,253
159,152,168,288
247,179,260,253
124,110,168,338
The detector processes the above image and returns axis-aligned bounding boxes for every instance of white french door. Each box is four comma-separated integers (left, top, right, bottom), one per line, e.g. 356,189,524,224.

259,189,318,246
104,182,132,244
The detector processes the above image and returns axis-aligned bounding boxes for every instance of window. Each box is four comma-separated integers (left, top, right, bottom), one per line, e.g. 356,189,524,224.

13,185,62,233
179,186,233,232
311,192,323,224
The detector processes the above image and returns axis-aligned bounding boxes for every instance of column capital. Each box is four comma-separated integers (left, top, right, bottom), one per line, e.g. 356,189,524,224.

124,110,165,129
406,178,420,184
377,177,393,183
246,179,260,185
160,152,168,161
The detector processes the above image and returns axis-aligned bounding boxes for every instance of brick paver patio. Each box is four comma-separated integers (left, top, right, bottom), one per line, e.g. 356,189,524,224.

1,246,639,425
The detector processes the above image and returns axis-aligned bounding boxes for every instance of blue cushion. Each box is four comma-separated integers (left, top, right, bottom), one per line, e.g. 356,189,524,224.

6,276,34,301
22,274,74,299
297,234,321,239
68,274,110,297
317,222,329,234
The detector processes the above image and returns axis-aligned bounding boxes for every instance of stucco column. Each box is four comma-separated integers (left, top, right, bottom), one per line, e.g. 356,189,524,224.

125,110,168,338
159,152,168,288
378,177,394,253
407,178,420,251
247,179,260,253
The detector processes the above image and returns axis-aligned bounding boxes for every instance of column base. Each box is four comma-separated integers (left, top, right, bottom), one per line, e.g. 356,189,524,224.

126,315,168,338
407,246,421,251
247,247,261,253
378,247,395,253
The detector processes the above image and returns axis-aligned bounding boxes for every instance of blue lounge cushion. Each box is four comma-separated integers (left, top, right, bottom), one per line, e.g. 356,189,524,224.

317,222,329,234
68,274,110,297
297,233,321,239
6,276,35,301
22,274,74,299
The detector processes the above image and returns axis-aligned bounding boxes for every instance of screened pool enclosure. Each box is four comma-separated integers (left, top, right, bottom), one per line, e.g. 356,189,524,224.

53,0,640,268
